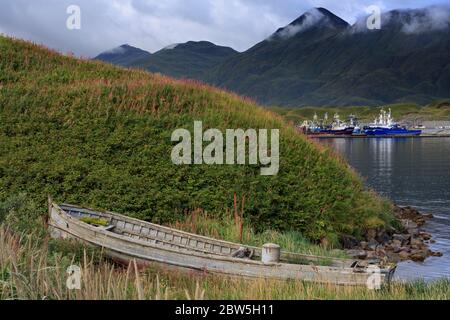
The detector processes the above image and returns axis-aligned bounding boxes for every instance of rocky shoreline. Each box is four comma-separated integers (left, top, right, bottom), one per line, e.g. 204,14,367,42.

343,206,443,263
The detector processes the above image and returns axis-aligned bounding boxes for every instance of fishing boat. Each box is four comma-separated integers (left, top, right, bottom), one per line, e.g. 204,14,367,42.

364,109,422,137
48,200,396,286
320,114,355,136
298,113,326,135
299,113,355,137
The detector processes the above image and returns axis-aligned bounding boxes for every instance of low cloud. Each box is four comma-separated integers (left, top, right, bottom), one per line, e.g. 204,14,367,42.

401,5,450,33
103,46,127,55
272,8,326,39
350,4,450,33
162,43,180,50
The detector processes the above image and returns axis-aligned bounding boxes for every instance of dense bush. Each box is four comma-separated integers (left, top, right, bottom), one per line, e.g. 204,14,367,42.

0,36,393,242
0,193,45,234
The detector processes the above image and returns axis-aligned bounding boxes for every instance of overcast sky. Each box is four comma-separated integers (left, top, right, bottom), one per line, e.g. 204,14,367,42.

0,0,449,57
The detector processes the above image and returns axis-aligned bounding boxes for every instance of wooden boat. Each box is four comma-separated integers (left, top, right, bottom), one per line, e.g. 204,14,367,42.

48,201,396,286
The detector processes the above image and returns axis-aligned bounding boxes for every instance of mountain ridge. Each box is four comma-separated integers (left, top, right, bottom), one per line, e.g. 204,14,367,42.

93,6,450,106
94,44,151,67
272,7,350,39
206,6,450,106
96,41,238,80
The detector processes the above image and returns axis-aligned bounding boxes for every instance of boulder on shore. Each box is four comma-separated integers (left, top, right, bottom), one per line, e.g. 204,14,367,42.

345,205,439,263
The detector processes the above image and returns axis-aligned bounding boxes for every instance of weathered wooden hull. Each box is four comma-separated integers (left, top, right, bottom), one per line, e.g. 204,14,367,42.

48,202,396,286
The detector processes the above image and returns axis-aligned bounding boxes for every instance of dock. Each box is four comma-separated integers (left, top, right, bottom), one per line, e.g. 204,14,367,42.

308,134,450,139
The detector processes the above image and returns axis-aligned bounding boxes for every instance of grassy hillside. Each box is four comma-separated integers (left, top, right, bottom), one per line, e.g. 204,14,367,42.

0,36,393,242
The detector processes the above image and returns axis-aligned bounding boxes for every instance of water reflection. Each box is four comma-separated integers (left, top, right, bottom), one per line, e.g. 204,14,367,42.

321,137,450,281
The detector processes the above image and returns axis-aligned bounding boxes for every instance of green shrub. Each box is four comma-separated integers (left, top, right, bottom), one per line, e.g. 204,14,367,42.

0,36,395,242
0,193,46,235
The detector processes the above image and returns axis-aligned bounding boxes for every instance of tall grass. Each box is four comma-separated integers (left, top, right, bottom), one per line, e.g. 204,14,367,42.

1,226,448,300
169,194,347,259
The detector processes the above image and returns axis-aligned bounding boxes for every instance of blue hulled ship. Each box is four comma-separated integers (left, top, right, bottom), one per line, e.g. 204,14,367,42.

364,109,422,137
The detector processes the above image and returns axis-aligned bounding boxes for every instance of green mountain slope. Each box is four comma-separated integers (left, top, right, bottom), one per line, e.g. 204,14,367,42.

122,41,237,80
206,7,450,107
0,36,393,242
205,8,350,106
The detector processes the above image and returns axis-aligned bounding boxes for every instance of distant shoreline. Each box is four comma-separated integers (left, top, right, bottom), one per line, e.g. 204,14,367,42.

309,134,450,139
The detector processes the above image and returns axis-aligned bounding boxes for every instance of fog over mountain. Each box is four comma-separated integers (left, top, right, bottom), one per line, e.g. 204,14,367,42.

351,5,450,33
94,45,151,67
95,5,450,107
204,6,450,106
